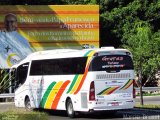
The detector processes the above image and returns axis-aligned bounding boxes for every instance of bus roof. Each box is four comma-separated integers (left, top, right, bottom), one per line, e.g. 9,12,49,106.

12,47,131,68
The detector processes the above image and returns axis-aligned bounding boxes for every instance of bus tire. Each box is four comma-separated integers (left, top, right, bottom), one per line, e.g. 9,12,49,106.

25,97,32,111
66,99,75,118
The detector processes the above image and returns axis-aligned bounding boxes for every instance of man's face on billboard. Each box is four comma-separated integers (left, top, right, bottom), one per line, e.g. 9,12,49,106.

4,14,17,32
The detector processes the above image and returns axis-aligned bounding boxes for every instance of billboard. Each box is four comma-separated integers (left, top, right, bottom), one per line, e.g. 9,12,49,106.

0,5,99,68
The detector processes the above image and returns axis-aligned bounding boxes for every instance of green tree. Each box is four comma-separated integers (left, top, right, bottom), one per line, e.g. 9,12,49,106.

0,69,14,94
100,0,160,47
123,23,160,105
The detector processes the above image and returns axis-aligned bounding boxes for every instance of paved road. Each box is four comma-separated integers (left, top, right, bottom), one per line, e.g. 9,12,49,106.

0,102,15,112
1,103,159,120
0,96,160,120
46,109,160,120
135,95,160,105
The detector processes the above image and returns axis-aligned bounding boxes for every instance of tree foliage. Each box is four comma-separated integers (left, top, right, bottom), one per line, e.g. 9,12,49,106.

0,69,13,93
100,0,160,47
99,0,160,87
123,23,160,86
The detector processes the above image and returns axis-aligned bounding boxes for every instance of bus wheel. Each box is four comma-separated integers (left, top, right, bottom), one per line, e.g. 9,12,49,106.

66,99,75,118
25,97,32,111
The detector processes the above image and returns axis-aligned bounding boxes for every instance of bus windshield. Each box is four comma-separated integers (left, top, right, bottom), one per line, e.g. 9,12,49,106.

89,55,134,71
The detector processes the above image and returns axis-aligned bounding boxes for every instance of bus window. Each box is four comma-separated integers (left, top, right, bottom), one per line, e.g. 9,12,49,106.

57,57,87,75
16,62,29,86
30,60,42,75
42,60,61,75
30,57,87,76
89,55,134,72
42,57,87,75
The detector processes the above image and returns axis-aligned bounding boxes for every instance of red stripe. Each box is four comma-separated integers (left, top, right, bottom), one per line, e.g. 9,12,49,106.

74,61,91,95
51,80,70,109
107,87,119,95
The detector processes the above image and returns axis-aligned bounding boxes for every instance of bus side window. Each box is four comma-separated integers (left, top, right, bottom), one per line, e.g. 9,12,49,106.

30,60,42,75
16,62,29,87
73,57,87,74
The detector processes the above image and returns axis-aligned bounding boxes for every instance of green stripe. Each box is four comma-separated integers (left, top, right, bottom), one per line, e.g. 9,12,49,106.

40,81,56,108
84,50,93,56
97,87,111,95
120,79,131,90
66,50,93,94
67,75,79,94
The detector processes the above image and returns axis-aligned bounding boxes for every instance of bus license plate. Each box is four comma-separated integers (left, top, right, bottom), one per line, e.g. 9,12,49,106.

111,102,119,106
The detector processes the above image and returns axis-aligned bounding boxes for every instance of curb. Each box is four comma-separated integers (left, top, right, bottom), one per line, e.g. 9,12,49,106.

0,102,14,105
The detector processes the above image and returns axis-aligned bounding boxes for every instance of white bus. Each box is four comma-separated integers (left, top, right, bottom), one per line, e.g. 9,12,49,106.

12,47,135,118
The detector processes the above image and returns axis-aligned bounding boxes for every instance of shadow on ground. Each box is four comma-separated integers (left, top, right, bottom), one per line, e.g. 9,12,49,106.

35,108,160,119
35,109,123,119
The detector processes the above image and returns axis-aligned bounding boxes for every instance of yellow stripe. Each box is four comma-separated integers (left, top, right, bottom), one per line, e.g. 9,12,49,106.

103,87,116,95
69,75,83,94
87,51,96,57
0,5,98,12
44,81,63,109
86,57,91,69
85,51,96,67
49,5,99,11
7,53,17,67
18,29,99,32
28,45,100,51
29,43,99,48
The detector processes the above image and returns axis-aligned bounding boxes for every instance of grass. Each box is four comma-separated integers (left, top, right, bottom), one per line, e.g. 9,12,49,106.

135,104,160,109
0,109,48,120
136,93,160,96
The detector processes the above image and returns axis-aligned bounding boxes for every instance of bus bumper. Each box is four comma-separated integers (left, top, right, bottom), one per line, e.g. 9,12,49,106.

88,99,135,111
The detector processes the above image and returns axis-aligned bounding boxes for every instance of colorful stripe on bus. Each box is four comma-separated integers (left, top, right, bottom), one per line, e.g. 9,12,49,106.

120,79,133,90
40,50,96,109
67,50,95,95
40,80,70,109
97,86,120,95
